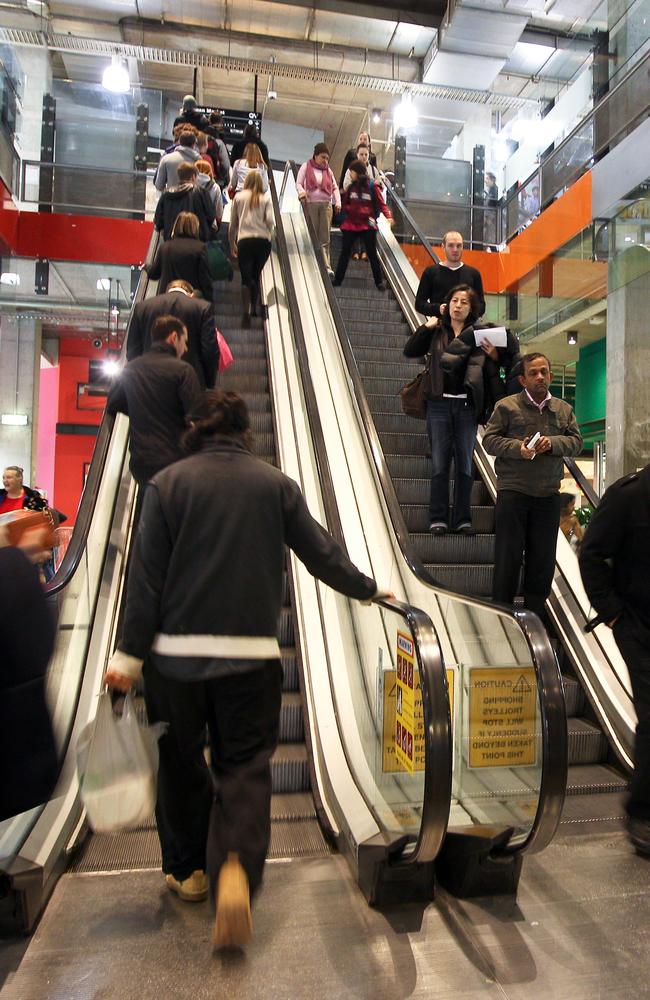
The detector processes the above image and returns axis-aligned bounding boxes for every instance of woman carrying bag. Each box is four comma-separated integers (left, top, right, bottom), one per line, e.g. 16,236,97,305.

296,142,341,276
403,284,520,535
229,171,274,327
331,159,392,291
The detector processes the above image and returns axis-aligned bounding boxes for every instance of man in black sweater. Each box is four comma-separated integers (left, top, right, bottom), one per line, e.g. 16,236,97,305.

415,231,485,319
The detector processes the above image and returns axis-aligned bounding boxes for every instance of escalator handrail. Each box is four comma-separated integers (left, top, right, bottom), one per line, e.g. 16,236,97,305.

46,229,160,596
289,160,566,857
563,456,600,507
380,175,440,267
272,165,452,866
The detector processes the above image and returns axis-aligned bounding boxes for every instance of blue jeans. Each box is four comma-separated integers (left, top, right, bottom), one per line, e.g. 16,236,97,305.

426,397,477,528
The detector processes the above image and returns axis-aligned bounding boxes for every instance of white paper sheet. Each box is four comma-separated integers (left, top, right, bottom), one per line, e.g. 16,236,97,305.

474,326,507,348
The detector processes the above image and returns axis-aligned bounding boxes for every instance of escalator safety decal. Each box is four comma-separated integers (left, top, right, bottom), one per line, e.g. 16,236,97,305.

467,667,537,768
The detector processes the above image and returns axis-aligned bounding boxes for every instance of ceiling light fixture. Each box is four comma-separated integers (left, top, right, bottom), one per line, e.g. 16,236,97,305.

395,92,418,130
1,413,28,426
371,108,381,125
96,277,111,291
567,331,578,346
102,56,130,94
0,272,20,286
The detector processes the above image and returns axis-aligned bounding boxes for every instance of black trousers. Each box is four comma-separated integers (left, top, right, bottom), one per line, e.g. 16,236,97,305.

143,658,283,896
237,237,271,307
334,229,382,286
492,490,561,619
612,615,650,820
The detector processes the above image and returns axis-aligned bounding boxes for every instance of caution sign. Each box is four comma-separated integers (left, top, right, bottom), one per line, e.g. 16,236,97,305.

395,631,415,773
383,664,455,773
468,667,537,768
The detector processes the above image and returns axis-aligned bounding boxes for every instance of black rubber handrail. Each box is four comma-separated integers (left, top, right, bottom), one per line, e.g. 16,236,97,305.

381,177,440,268
46,228,160,596
271,166,452,866
290,160,566,856
564,456,600,507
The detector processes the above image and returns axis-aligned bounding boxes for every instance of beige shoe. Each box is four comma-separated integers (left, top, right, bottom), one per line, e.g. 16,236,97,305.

212,853,252,949
165,869,209,902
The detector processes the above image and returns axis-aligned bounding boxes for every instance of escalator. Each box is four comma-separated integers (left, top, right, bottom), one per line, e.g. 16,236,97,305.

291,170,630,838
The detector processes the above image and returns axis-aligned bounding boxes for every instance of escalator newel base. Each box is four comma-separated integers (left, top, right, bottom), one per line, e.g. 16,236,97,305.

435,827,522,899
358,833,435,907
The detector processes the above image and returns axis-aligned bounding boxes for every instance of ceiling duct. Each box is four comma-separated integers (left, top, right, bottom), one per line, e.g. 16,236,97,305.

0,27,540,110
423,0,532,91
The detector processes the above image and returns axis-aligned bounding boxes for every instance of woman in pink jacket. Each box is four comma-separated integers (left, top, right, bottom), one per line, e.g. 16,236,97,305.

296,143,341,276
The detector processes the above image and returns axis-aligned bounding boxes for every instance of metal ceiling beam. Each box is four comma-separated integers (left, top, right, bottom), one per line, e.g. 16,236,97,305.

257,0,446,29
0,27,541,108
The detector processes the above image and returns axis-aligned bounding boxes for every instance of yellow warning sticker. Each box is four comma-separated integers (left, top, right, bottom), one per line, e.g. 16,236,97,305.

468,667,537,768
383,663,455,774
395,630,415,774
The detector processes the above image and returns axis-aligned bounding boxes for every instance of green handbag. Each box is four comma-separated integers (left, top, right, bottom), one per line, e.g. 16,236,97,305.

206,241,233,281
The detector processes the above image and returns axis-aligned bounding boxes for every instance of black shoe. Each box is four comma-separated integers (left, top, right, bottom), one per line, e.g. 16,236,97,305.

376,281,387,291
332,279,342,286
627,817,650,854
454,523,476,535
429,522,448,535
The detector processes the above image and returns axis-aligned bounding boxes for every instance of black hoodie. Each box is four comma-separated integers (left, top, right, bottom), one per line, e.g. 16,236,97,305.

154,183,216,241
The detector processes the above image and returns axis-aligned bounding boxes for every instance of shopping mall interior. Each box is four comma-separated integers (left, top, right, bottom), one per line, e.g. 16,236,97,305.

1,1,650,997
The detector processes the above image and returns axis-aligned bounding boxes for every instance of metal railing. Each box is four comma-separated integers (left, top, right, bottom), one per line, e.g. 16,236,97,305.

20,159,152,216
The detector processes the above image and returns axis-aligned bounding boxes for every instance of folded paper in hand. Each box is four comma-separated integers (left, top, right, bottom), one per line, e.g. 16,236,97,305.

474,326,507,348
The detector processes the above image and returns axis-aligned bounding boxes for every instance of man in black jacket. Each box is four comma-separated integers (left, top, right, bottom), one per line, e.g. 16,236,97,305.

415,231,485,318
579,464,650,853
173,95,212,135
154,162,215,242
107,314,203,493
127,279,218,389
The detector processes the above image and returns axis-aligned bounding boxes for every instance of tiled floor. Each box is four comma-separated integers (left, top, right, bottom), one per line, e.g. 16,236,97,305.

3,829,650,999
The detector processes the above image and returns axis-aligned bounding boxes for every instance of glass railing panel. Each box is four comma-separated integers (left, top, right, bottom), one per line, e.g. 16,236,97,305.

402,200,471,247
22,161,148,216
0,255,134,311
437,596,543,843
506,170,542,240
541,119,593,206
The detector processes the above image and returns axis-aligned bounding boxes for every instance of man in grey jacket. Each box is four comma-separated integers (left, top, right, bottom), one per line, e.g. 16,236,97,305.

483,352,582,618
155,130,200,191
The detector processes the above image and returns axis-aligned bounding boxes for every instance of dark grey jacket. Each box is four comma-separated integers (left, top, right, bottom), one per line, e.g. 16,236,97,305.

119,438,377,673
106,342,203,481
127,290,218,389
483,390,582,496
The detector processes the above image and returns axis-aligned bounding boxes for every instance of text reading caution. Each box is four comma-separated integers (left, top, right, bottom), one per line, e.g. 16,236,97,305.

468,667,537,768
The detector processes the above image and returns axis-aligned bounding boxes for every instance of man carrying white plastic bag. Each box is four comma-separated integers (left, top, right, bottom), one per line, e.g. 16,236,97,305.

77,691,166,834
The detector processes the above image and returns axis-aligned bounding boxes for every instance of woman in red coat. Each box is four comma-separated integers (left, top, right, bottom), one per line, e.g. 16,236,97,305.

332,159,392,291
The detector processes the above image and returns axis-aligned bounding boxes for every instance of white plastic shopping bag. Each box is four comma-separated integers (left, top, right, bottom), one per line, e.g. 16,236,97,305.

77,691,166,834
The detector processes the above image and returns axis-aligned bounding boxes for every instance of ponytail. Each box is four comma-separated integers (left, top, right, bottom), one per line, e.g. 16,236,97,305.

183,390,253,453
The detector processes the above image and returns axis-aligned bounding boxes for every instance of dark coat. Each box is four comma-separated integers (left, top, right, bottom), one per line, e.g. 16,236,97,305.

127,291,218,389
119,438,377,673
173,109,212,134
404,322,520,422
0,547,58,820
106,342,204,481
147,237,213,302
153,183,216,242
0,484,46,512
579,464,650,631
415,262,486,318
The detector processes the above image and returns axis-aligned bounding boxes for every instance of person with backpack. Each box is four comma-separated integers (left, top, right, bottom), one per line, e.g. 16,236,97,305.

296,142,341,276
332,159,392,291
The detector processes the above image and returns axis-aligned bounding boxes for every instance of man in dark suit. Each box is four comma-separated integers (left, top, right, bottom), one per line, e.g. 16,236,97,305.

127,279,218,389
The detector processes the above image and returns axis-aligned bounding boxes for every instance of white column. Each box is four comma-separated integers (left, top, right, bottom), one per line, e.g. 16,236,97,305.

0,314,41,483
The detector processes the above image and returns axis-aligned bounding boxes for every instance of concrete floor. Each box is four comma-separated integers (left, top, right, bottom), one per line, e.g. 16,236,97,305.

3,826,650,999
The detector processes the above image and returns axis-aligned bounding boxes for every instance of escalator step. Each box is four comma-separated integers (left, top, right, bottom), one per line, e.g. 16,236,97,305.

374,411,430,434
348,333,410,353
363,375,429,395
392,476,491,505
281,647,298,691
271,792,316,821
223,342,267,357
247,411,274,434
378,431,429,456
411,532,494,564
218,372,269,392
424,563,493,596
562,675,585,718
358,360,422,380
239,393,271,413
336,307,403,325
271,743,310,793
347,320,409,337
218,357,268,375
279,692,304,743
367,392,417,415
565,764,628,796
402,504,494,533
568,718,608,765
278,607,294,646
